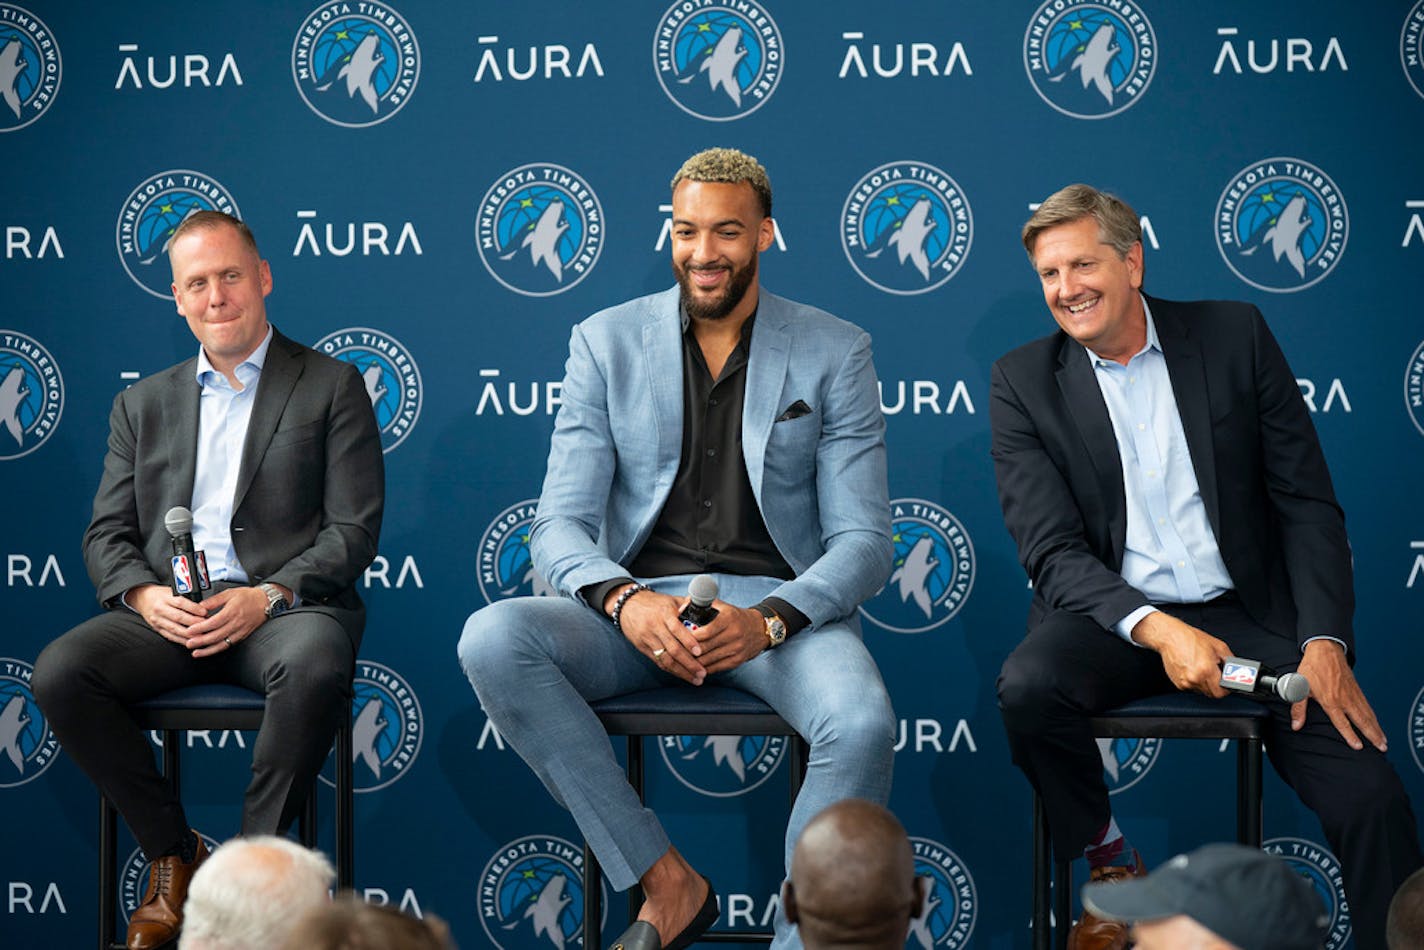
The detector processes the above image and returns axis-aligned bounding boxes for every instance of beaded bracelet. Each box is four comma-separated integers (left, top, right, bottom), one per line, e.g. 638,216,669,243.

609,583,650,632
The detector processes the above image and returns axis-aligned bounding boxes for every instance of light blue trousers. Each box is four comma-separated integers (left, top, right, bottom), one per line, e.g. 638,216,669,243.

458,572,895,949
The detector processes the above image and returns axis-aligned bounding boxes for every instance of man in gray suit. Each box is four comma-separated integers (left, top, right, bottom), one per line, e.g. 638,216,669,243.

459,148,895,950
34,211,384,950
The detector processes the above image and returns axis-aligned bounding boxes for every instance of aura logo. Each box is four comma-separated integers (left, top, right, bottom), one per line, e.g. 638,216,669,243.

1403,1,1424,100
477,499,556,604
1099,735,1160,795
0,5,60,132
659,733,787,797
0,658,57,788
861,499,975,634
1407,340,1424,438
1023,0,1157,119
479,835,605,950
0,331,62,461
121,833,221,919
291,2,419,128
652,0,783,121
115,170,240,299
1215,158,1348,293
1262,837,1350,950
905,837,977,949
476,164,604,297
314,327,422,453
841,162,972,295
320,660,422,793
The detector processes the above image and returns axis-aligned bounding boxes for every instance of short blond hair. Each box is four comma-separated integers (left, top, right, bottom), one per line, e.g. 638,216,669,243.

170,210,260,258
670,147,772,218
1022,184,1140,266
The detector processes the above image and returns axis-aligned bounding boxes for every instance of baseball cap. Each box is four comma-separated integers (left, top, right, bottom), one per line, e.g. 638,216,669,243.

1081,843,1329,950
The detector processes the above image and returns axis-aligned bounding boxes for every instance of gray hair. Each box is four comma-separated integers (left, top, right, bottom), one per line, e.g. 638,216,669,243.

178,836,335,950
1022,183,1140,266
670,147,773,218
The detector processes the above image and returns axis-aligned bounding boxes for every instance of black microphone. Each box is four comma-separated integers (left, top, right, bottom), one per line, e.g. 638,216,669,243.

1220,656,1309,703
164,506,210,602
678,574,719,629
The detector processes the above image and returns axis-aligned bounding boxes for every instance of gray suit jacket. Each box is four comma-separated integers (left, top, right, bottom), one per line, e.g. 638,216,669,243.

82,328,385,638
531,286,892,629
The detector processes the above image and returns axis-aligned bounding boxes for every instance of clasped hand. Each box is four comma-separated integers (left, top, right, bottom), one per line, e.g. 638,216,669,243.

609,588,768,685
128,583,270,658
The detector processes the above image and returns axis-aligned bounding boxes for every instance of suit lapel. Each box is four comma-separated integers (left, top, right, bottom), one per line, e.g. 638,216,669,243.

642,296,684,476
1153,298,1222,532
166,361,201,504
742,295,789,498
1055,338,1128,562
234,332,301,510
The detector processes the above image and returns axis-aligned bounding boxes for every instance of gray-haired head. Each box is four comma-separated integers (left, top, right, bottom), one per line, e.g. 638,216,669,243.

670,147,772,219
178,836,335,950
1022,183,1140,270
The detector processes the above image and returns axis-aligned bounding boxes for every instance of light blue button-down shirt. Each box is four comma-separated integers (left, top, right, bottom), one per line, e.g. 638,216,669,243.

1084,300,1234,642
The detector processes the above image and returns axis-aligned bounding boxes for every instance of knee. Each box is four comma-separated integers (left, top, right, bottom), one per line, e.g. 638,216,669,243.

996,651,1057,730
813,679,896,756
31,638,82,717
457,600,539,694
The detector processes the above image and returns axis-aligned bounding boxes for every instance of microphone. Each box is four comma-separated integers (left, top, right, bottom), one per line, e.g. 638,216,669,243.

1220,656,1309,703
678,575,720,629
164,506,211,602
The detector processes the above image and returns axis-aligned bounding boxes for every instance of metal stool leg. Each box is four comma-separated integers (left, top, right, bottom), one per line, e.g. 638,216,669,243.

1032,793,1050,950
99,794,117,950
336,708,354,888
1239,736,1263,846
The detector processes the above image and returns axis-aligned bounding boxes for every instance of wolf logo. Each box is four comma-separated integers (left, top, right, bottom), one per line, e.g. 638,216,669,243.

352,697,387,779
908,837,978,949
680,25,746,106
1054,24,1119,105
1023,2,1156,120
1215,158,1347,293
861,499,975,633
0,693,29,773
1241,193,1311,278
1099,736,1160,794
478,164,603,297
0,365,29,446
361,364,386,407
0,38,25,120
690,735,747,782
503,876,571,949
318,32,384,115
501,201,569,282
889,536,939,619
866,198,937,282
1096,736,1119,782
906,876,939,949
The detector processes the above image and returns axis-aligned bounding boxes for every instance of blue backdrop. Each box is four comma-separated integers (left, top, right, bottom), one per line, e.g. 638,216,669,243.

4,2,1423,948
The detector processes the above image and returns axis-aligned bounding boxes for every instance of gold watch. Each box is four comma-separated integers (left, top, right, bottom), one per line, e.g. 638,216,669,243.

755,605,787,648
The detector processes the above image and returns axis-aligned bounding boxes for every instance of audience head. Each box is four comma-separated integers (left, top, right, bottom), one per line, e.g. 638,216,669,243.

1388,866,1424,949
281,895,454,949
782,799,924,950
178,836,334,950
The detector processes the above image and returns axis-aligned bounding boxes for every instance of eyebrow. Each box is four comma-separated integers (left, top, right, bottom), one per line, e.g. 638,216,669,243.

671,217,746,229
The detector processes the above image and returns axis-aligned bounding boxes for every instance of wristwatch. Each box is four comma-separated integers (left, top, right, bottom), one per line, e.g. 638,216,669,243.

259,582,289,619
755,604,787,648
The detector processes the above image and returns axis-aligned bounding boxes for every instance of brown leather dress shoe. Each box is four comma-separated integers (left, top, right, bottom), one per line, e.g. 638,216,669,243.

1066,850,1146,950
127,831,209,950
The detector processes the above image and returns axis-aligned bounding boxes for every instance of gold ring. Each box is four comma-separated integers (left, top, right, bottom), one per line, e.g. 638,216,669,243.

652,648,666,658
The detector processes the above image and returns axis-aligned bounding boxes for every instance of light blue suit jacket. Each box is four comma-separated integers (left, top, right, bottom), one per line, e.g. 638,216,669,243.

531,286,892,630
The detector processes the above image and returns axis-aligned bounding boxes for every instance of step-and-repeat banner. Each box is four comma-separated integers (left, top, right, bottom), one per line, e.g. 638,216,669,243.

4,2,1422,947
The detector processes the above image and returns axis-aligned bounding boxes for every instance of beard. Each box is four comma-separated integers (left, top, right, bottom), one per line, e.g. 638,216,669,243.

675,256,757,322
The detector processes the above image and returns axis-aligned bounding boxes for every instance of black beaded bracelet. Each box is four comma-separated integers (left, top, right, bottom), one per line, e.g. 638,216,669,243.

609,583,650,631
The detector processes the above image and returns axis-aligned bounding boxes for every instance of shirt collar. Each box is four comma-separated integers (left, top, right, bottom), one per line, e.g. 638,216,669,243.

195,324,273,388
1083,294,1159,367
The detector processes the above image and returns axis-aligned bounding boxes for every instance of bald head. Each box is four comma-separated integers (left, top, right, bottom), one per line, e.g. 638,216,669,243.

783,800,922,950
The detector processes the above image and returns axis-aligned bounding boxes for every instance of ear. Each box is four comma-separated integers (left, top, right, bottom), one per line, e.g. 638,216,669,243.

259,259,273,297
756,216,775,253
780,881,798,924
1126,241,1144,290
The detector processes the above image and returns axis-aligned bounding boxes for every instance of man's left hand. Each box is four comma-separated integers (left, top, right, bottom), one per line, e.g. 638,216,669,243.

1293,639,1386,753
689,602,768,675
181,586,281,658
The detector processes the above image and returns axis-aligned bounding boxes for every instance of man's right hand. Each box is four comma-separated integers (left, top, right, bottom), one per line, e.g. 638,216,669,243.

605,586,708,686
128,583,210,646
1130,611,1232,698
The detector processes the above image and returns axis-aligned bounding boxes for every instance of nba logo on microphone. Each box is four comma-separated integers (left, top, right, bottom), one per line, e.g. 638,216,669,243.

1220,662,1257,686
171,556,194,595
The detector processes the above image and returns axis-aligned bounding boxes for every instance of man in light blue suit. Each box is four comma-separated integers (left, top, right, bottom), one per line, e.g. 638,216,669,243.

459,148,895,950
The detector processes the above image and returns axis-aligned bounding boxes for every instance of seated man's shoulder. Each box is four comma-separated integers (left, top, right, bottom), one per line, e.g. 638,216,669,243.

579,287,680,336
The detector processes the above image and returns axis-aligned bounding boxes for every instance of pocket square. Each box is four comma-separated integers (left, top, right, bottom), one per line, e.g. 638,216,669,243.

776,400,813,422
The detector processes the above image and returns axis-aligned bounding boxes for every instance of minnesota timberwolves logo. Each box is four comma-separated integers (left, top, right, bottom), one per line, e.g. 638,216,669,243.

0,331,63,461
116,170,241,299
320,660,422,793
1215,158,1348,293
652,1,783,121
0,5,60,131
120,832,221,919
0,659,57,787
660,733,787,797
479,835,606,950
1099,736,1160,794
841,163,973,295
905,837,977,949
291,2,419,127
1403,1,1424,100
1263,837,1350,950
861,499,975,633
1409,684,1424,773
1023,0,1157,119
1407,340,1424,438
477,499,556,605
476,164,604,297
314,327,422,453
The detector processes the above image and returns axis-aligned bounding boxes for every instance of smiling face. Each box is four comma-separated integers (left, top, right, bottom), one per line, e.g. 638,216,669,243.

170,221,272,379
670,178,775,324
1030,216,1145,364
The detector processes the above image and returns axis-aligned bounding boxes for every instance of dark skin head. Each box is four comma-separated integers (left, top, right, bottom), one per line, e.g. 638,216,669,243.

782,800,925,950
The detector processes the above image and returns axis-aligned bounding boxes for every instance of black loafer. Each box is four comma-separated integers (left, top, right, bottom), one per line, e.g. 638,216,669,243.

606,877,718,950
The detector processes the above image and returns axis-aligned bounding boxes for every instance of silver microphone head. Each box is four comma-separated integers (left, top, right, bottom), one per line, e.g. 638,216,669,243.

1275,672,1310,704
688,574,718,608
164,506,194,537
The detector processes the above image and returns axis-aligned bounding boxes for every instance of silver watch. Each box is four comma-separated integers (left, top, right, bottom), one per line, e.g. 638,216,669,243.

259,582,289,619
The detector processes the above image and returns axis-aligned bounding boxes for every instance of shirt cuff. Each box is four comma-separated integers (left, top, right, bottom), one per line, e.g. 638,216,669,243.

1301,635,1347,653
582,577,636,616
760,597,809,638
1115,605,1159,646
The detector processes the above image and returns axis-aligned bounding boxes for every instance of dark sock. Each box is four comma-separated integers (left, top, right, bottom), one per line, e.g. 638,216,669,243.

155,830,197,864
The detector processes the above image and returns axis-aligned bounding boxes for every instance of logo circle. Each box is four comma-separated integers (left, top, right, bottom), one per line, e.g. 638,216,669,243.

0,658,58,787
861,499,976,633
659,733,786,797
476,164,604,297
291,2,420,127
1262,837,1350,950
1099,735,1161,795
1402,1,1424,100
477,499,557,604
840,163,973,296
321,660,422,792
1022,0,1157,119
314,327,422,454
1409,685,1424,773
120,832,222,919
1405,340,1424,438
0,5,61,132
115,170,242,299
907,837,978,949
0,331,63,461
477,835,606,950
1214,157,1348,293
652,1,784,121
